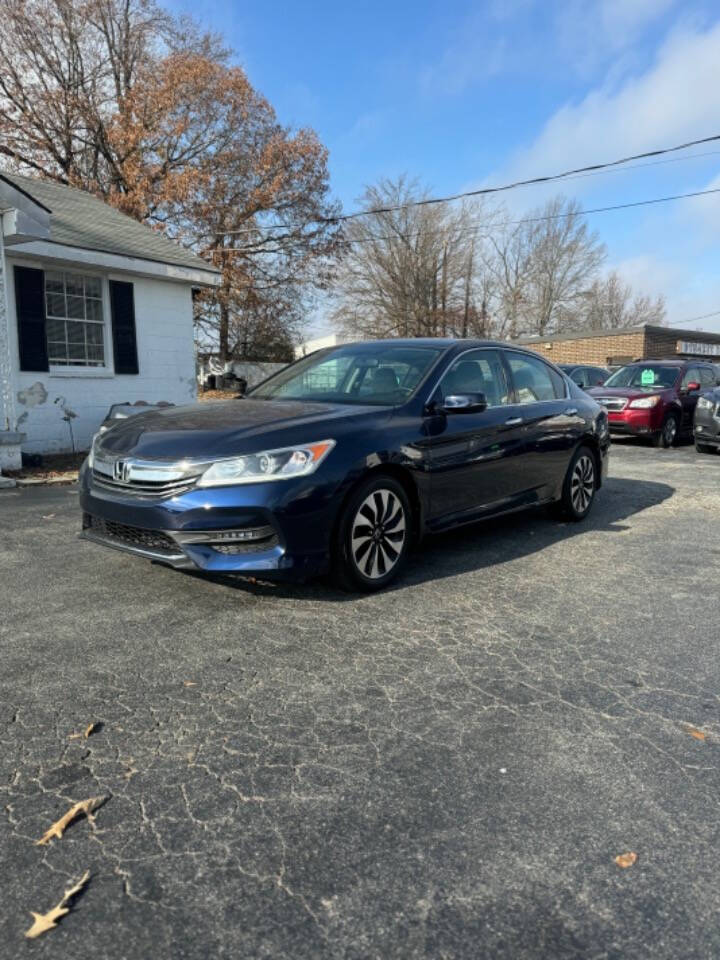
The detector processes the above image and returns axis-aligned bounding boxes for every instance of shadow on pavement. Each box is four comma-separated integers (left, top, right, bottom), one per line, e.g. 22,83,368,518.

181,475,674,602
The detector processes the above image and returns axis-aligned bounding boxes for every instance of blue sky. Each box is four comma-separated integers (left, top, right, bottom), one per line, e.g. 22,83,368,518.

169,0,720,334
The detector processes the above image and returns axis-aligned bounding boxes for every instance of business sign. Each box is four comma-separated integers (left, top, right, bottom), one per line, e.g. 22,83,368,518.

677,340,720,357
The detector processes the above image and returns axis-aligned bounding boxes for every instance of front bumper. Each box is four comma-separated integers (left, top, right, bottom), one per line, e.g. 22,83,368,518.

607,409,661,437
694,423,720,446
78,465,339,578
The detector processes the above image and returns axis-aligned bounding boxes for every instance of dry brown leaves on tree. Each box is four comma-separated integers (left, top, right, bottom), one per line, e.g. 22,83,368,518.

69,722,98,740
35,797,106,846
25,871,90,939
614,852,638,868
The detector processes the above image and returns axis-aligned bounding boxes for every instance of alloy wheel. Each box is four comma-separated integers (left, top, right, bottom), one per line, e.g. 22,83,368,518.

351,489,406,580
664,417,677,446
570,455,595,514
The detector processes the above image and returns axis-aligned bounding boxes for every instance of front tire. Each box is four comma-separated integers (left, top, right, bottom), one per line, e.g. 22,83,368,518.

695,441,716,454
653,413,679,448
333,476,412,592
554,445,597,522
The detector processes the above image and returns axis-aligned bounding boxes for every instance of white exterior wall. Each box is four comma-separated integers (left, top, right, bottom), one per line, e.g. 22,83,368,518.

5,253,197,453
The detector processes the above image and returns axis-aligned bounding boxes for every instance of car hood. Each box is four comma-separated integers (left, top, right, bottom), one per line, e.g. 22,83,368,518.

588,386,673,400
96,399,393,460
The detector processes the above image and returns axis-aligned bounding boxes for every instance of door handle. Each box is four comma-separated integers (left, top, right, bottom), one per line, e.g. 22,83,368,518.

504,416,523,426
565,407,578,416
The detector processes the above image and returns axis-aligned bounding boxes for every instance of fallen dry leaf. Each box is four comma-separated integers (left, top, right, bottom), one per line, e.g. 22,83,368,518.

183,681,197,687
35,796,106,846
684,725,707,741
25,870,90,939
69,722,98,740
41,514,56,520
614,852,638,868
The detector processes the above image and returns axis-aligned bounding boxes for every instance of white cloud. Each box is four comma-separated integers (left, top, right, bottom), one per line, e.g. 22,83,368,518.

502,21,720,178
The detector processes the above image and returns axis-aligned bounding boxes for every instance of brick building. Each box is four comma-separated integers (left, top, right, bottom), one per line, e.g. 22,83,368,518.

517,324,720,367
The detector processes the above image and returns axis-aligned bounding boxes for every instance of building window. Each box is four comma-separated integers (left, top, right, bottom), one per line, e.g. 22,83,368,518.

45,271,105,367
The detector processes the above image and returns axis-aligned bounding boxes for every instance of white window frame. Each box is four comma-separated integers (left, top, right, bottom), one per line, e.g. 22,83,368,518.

45,268,115,378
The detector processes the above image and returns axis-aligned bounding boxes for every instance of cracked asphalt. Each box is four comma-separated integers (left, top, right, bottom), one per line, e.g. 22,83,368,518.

1,440,720,959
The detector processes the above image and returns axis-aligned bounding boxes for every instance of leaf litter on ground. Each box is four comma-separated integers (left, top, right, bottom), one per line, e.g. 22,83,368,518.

69,722,98,740
25,871,90,939
35,796,107,846
614,852,638,868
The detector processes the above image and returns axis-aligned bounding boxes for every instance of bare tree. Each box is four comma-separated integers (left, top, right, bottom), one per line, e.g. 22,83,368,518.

0,0,340,361
331,177,496,340
573,271,666,330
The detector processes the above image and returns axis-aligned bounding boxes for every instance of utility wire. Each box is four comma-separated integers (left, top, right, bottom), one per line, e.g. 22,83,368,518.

666,309,720,326
211,185,720,256
209,147,720,240
207,132,720,240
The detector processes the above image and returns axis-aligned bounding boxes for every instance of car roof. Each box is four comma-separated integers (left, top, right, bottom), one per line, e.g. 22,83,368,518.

334,338,547,350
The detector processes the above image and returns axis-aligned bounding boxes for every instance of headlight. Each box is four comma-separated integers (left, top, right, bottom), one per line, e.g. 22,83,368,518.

197,440,335,487
628,396,661,409
697,396,714,410
87,429,108,469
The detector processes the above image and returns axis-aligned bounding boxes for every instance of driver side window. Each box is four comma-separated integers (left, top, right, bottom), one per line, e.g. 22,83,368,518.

438,350,510,407
682,367,701,389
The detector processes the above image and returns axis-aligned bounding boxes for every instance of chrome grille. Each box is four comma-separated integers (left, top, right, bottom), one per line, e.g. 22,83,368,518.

92,471,197,497
92,456,202,498
596,397,628,412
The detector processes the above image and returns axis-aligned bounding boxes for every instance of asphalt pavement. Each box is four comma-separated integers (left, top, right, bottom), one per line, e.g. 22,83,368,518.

1,440,719,959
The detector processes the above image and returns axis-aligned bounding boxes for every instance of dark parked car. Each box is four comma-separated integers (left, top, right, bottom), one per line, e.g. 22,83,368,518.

694,386,720,454
589,360,719,448
559,364,610,389
80,340,609,591
98,401,175,433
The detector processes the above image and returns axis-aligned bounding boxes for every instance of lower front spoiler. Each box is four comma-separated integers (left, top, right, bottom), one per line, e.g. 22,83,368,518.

79,527,326,579
694,430,720,447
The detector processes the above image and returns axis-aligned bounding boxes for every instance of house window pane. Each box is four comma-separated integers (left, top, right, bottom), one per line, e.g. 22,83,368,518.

43,272,105,367
45,272,65,294
86,298,103,322
85,276,102,298
46,292,66,318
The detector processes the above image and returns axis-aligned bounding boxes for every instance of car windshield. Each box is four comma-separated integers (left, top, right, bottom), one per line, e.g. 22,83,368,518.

250,343,445,405
604,364,679,391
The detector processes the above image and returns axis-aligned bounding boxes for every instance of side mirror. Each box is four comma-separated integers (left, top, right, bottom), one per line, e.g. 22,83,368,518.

441,392,488,414
687,381,701,392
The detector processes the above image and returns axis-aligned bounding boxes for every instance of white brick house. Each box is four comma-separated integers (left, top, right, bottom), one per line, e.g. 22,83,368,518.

0,173,219,465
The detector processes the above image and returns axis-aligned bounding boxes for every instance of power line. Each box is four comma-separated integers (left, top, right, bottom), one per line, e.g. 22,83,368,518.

202,134,720,242
329,132,720,222
668,309,720,326
201,147,720,242
212,185,720,256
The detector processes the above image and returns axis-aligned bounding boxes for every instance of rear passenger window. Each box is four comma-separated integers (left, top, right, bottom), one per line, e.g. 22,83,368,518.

439,350,510,407
506,353,565,403
699,367,717,387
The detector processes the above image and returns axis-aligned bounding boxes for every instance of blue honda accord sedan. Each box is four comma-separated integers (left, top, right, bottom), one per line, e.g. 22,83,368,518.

80,339,609,591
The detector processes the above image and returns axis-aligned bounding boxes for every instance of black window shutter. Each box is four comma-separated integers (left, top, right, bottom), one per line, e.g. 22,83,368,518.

14,266,49,372
109,280,139,375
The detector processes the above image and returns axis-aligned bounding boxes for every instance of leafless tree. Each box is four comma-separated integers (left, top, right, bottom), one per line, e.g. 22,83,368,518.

331,177,498,340
572,271,666,330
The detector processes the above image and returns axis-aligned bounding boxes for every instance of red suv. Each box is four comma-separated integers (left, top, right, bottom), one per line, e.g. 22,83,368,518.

589,360,719,448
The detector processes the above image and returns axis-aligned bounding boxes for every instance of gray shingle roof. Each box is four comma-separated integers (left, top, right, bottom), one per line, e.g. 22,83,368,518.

1,172,219,275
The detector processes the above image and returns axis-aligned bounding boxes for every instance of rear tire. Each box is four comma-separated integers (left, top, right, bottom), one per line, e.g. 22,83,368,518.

653,413,679,448
332,475,412,592
554,445,597,522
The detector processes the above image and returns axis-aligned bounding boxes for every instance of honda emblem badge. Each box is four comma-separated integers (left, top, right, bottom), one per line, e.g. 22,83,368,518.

113,460,131,483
